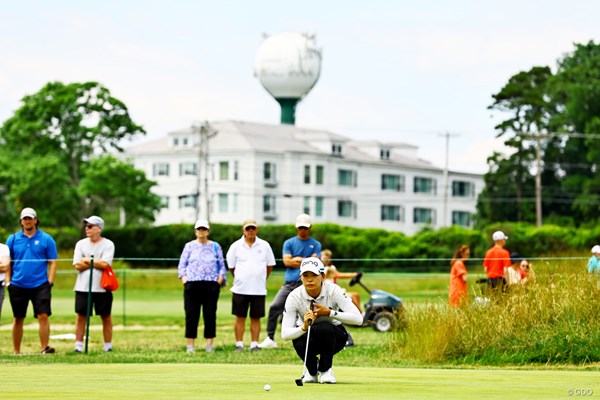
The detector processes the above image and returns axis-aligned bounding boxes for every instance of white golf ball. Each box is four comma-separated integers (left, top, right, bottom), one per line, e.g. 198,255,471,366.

264,384,271,391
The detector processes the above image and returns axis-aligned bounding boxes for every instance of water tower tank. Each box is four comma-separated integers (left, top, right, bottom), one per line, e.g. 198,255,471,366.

254,32,322,125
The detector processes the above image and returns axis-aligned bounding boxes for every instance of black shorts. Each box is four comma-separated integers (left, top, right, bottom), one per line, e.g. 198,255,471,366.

8,282,52,318
75,291,113,316
231,293,265,319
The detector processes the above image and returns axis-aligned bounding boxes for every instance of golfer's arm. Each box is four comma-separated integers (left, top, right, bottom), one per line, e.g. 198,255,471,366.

47,260,57,284
332,297,363,326
281,311,305,340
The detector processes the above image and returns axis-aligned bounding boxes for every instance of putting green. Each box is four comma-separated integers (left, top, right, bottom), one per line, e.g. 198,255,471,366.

2,363,598,399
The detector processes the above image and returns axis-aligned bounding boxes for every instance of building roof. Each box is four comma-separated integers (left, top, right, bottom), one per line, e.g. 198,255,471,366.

123,120,441,171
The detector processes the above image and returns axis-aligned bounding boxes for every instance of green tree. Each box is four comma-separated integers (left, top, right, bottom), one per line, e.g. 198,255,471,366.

0,81,159,227
484,66,555,223
548,40,600,222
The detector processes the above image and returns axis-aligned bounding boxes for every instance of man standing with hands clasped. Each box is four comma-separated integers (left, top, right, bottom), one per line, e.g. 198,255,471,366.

483,230,512,294
6,207,58,355
260,213,322,349
226,219,276,352
73,216,115,353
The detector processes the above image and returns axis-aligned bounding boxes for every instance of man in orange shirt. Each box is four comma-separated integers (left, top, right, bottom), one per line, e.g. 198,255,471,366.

483,231,512,293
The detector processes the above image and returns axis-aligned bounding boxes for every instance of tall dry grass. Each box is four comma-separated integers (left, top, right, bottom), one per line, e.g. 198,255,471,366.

391,261,600,365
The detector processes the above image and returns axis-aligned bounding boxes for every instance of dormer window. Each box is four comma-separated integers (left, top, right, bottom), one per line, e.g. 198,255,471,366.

380,148,391,160
332,143,343,156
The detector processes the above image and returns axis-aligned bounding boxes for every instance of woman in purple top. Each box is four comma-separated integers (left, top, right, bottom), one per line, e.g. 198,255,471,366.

178,219,226,353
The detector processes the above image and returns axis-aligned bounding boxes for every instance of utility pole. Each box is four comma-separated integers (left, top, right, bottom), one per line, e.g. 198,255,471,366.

534,133,543,227
439,132,459,227
193,121,217,222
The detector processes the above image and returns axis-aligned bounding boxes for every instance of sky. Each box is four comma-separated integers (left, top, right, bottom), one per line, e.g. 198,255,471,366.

1,1,598,174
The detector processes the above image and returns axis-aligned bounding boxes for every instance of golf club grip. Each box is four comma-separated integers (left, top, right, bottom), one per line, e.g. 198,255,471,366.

308,300,315,326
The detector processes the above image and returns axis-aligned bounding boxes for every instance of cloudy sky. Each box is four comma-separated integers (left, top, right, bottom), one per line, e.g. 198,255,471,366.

1,1,598,173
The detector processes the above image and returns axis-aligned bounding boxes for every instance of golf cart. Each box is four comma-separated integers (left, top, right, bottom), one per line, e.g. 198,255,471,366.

349,272,406,332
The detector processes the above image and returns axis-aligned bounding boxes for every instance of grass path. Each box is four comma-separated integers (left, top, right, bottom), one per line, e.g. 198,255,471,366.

2,363,598,399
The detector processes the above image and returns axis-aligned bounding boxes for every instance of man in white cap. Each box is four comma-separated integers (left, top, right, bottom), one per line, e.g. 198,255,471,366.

73,215,115,353
6,207,58,354
260,213,322,349
483,230,512,292
226,219,276,352
282,257,362,384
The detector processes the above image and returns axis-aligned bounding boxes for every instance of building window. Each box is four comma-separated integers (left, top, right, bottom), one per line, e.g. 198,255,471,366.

173,138,179,146
414,177,436,194
316,165,324,185
304,165,311,184
303,196,310,215
381,205,403,222
219,161,229,181
380,148,391,160
233,193,238,213
263,195,277,219
338,200,356,218
452,181,475,197
332,143,343,156
159,196,170,209
315,196,324,217
179,162,197,176
218,193,229,213
452,211,471,227
413,207,436,224
264,162,277,187
381,174,405,191
153,163,170,177
338,169,357,187
178,194,197,209
183,137,189,146
234,161,239,181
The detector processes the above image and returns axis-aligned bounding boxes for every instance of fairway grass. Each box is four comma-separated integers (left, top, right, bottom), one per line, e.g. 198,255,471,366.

2,363,598,399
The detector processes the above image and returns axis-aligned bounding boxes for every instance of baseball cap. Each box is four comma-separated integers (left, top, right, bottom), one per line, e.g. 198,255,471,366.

300,257,324,275
194,219,210,229
510,252,522,264
295,213,312,228
592,245,600,254
492,231,508,241
82,216,105,229
242,219,258,229
20,207,37,219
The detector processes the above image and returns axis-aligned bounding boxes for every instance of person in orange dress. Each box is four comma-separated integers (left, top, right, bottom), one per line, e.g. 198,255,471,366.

449,245,470,307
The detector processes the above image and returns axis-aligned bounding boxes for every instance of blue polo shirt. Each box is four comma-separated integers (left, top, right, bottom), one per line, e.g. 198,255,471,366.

282,236,322,283
6,229,58,288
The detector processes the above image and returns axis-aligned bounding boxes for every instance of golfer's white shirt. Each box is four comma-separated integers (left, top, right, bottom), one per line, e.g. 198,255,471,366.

281,281,363,341
226,236,276,296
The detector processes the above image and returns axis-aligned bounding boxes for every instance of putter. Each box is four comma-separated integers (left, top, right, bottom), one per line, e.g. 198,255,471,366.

295,300,315,386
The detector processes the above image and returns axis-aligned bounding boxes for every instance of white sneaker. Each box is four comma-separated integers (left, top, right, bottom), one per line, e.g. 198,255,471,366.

320,368,336,384
302,368,318,383
258,337,278,349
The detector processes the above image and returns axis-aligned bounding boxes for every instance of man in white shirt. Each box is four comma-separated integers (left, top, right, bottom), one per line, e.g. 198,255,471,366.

226,219,276,352
282,257,362,384
0,242,10,319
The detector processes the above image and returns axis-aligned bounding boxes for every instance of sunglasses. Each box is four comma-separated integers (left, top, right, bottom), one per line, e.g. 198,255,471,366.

521,264,530,268
244,226,257,231
85,224,96,229
297,226,310,230
196,227,208,231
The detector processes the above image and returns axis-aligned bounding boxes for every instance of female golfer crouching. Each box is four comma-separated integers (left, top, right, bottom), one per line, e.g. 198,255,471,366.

281,257,362,384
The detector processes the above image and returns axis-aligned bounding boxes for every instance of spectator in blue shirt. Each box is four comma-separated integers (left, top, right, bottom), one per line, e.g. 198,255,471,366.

6,208,58,355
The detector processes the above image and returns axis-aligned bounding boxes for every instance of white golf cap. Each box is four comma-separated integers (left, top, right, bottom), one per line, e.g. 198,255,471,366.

295,213,312,228
82,215,105,229
194,219,210,229
300,257,324,275
592,245,600,254
20,207,37,219
492,231,508,241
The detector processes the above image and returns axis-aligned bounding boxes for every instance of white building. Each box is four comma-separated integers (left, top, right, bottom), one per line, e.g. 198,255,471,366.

123,120,483,235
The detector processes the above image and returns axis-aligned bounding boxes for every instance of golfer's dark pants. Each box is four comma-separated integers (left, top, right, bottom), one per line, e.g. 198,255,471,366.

266,282,302,339
292,322,348,376
184,281,220,339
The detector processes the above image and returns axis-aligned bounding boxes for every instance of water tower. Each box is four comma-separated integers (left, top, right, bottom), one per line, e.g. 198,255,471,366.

254,32,322,125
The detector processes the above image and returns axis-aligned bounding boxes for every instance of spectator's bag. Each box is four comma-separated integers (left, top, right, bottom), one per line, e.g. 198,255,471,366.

101,266,119,291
